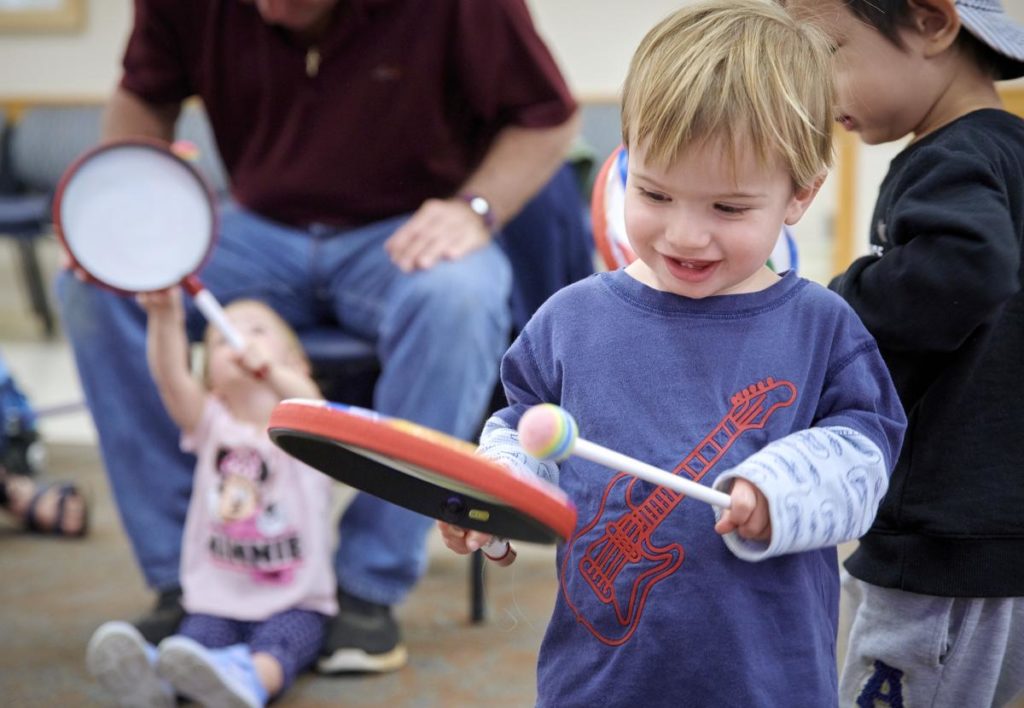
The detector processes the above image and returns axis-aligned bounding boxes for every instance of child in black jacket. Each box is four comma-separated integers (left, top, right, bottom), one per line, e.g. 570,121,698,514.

785,0,1024,704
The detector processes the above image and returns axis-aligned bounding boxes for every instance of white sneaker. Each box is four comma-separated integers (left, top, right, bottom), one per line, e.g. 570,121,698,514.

156,636,263,708
85,621,175,708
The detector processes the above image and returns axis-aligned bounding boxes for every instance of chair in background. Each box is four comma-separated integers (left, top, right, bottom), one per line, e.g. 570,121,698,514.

0,110,47,335
0,105,103,337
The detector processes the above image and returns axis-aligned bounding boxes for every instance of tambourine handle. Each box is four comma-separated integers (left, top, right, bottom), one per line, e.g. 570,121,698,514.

182,275,246,351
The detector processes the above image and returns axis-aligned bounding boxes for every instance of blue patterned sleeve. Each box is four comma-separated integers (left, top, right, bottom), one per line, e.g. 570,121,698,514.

711,426,888,561
477,415,560,486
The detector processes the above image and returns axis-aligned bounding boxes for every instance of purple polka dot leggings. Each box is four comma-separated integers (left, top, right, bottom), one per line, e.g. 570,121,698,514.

179,609,328,692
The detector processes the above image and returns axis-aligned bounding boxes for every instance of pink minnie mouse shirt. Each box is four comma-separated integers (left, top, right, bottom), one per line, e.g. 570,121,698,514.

180,396,337,620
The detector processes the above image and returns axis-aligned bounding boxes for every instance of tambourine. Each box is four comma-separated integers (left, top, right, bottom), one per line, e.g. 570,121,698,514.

53,139,244,349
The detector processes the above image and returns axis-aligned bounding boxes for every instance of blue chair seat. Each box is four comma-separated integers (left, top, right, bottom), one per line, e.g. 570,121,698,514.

0,192,56,336
298,326,380,409
299,327,376,369
0,192,50,232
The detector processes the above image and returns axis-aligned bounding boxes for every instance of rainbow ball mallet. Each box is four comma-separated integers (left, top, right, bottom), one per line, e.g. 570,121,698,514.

517,404,732,509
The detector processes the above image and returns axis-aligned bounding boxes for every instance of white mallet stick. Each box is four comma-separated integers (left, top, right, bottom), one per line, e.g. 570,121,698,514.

518,404,732,509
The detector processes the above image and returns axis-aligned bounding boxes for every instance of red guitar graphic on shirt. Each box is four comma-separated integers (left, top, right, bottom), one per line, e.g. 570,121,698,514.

561,378,797,645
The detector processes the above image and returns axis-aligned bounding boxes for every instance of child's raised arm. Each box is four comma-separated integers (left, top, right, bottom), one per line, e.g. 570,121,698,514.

139,288,206,434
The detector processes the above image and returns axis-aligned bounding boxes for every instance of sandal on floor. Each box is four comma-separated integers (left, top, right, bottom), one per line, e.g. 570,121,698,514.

25,482,89,537
1,472,89,538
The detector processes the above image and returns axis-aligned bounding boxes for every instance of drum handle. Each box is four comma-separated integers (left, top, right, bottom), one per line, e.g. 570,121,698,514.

183,276,246,351
482,538,517,567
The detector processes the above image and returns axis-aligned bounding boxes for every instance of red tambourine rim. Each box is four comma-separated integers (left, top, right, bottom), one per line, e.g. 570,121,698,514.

268,401,576,542
590,145,620,273
52,138,220,296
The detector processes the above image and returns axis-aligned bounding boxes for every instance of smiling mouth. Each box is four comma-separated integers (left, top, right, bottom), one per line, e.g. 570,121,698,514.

674,259,713,270
663,255,718,282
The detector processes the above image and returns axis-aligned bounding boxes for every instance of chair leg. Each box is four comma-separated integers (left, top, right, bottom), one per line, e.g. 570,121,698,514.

15,238,55,337
470,549,486,624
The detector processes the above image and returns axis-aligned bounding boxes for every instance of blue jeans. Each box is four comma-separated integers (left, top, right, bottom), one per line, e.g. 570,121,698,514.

57,204,512,605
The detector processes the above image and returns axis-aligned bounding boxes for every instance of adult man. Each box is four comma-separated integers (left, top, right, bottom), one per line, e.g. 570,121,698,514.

59,0,578,674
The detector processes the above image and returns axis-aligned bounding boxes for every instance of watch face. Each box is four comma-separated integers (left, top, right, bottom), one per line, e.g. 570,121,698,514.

469,196,489,216
461,193,495,229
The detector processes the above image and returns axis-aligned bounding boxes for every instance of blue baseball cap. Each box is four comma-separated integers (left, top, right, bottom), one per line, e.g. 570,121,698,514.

956,0,1024,79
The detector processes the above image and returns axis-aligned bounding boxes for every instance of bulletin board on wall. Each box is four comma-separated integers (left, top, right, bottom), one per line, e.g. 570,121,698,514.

0,0,84,32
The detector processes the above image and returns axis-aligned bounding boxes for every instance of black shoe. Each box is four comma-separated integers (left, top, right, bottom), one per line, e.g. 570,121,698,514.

317,590,408,674
133,587,185,644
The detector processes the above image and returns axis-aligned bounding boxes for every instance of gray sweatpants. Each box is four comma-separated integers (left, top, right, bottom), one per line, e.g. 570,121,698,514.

840,574,1024,707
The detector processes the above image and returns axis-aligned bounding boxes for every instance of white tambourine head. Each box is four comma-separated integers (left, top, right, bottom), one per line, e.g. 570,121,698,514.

57,143,215,293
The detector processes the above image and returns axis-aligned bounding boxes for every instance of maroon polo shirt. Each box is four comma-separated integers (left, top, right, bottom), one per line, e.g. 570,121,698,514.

121,0,576,227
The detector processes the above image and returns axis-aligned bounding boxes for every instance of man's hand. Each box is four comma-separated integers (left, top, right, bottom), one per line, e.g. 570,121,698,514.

714,478,771,542
384,198,492,272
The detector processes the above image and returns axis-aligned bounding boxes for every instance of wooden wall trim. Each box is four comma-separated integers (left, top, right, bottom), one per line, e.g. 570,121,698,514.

1,96,105,122
832,130,859,278
1001,86,1024,117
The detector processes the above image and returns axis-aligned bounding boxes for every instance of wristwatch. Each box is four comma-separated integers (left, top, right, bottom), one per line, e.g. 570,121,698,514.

458,192,496,231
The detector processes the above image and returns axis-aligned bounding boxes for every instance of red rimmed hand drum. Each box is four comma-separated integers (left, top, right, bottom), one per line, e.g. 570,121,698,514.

267,399,577,545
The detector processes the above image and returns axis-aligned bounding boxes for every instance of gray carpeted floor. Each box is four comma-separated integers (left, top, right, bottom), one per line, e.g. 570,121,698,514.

9,445,1022,708
0,444,555,707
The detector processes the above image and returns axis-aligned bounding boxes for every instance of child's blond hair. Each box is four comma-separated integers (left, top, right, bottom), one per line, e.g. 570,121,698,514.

621,0,834,188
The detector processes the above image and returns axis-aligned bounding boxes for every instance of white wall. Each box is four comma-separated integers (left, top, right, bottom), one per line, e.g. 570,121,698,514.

527,0,679,98
0,1,131,97
0,0,684,99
